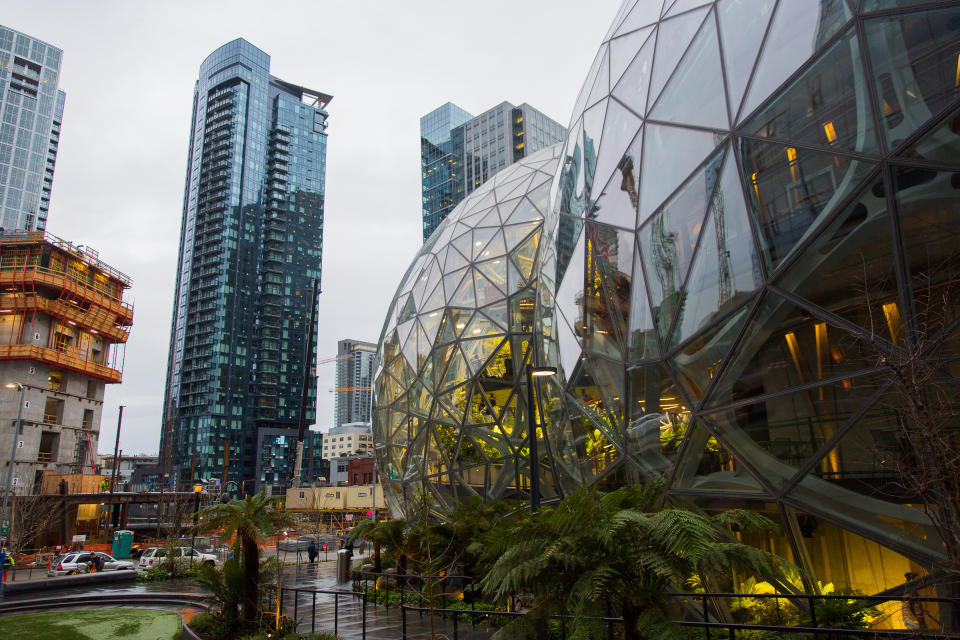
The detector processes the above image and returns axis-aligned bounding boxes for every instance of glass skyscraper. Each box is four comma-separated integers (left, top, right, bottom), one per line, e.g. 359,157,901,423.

162,39,330,491
420,102,473,242
0,25,65,232
334,339,376,428
420,101,565,241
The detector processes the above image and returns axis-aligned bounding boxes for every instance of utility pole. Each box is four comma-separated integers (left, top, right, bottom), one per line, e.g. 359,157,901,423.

109,406,125,494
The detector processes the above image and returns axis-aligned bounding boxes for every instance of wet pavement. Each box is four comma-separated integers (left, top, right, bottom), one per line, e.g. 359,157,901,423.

2,547,495,639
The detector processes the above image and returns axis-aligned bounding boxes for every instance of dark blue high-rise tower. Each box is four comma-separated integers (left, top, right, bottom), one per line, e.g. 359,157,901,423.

162,39,330,492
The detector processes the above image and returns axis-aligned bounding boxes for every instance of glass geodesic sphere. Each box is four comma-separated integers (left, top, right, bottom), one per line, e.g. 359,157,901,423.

374,145,565,516
540,0,960,594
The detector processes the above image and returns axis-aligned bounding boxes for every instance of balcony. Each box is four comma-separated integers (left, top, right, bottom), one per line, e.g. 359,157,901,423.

0,266,134,326
0,293,130,342
0,344,122,383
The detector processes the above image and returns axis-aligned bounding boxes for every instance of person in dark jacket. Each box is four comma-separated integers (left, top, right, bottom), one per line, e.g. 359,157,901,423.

307,540,318,564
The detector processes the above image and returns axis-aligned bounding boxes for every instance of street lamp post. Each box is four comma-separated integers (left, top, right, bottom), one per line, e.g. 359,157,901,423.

190,484,202,567
525,366,556,512
1,383,25,538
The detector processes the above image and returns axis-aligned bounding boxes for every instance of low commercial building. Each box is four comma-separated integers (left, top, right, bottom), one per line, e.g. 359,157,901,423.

320,422,372,460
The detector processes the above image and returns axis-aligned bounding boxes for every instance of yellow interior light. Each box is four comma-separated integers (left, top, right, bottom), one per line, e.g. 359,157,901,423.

823,121,837,144
955,52,960,87
784,332,805,381
814,323,827,400
882,301,903,343
786,147,799,182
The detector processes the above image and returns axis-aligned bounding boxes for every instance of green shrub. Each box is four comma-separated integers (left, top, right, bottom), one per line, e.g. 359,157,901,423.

188,612,233,639
137,567,171,581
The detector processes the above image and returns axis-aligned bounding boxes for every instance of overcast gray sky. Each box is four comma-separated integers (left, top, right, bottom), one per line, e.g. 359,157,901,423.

3,0,620,455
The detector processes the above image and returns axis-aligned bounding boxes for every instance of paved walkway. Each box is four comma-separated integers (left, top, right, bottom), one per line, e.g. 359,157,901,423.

277,550,494,639
2,546,496,639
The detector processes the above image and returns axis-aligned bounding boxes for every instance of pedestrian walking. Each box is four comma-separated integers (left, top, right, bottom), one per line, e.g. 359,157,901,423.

307,540,318,563
0,543,13,583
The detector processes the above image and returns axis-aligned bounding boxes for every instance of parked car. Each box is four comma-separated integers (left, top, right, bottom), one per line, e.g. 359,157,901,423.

137,546,218,570
47,552,135,576
277,533,339,552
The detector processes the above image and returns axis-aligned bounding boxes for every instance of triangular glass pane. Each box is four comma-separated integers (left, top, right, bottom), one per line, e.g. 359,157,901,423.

581,99,608,204
717,0,775,118
441,346,472,392
511,229,540,282
670,303,749,405
665,0,711,18
614,1,663,39
628,241,658,362
864,4,960,151
590,99,644,203
650,10,729,130
893,164,960,339
557,118,586,218
437,312,458,346
672,150,763,344
571,47,606,124
587,356,627,434
639,145,726,339
462,336,505,376
503,198,541,226
738,137,875,271
475,257,508,296
626,364,692,475
671,424,765,492
590,128,643,229
524,180,552,216
436,382,470,424
400,327,418,369
397,294,416,323
804,387,904,497
442,267,468,300
639,124,725,222
740,0,852,121
503,221,540,250
506,256,527,293
784,506,930,594
610,26,654,89
450,270,476,307
603,0,636,41
415,322,431,368
481,299,509,332
463,313,503,338
584,221,635,357
587,47,611,109
897,104,960,168
777,172,903,346
475,206,503,229
556,310,582,375
648,7,710,107
474,270,504,308
704,292,878,411
420,281,446,314
742,30,879,155
612,30,656,119
556,221,587,335
451,228,474,259
706,373,886,484
470,227,497,260
445,247,470,273
567,359,621,442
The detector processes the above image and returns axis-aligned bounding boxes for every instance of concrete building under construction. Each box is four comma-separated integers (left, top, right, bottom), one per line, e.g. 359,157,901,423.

0,229,132,495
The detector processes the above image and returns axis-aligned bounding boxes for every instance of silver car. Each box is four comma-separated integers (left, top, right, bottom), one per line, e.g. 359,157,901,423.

138,546,218,570
47,551,135,576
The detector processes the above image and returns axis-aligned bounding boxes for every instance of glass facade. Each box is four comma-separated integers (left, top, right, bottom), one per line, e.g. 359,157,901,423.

162,39,330,491
421,101,566,242
376,145,561,515
377,0,960,612
421,102,474,242
0,25,65,231
334,339,376,428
